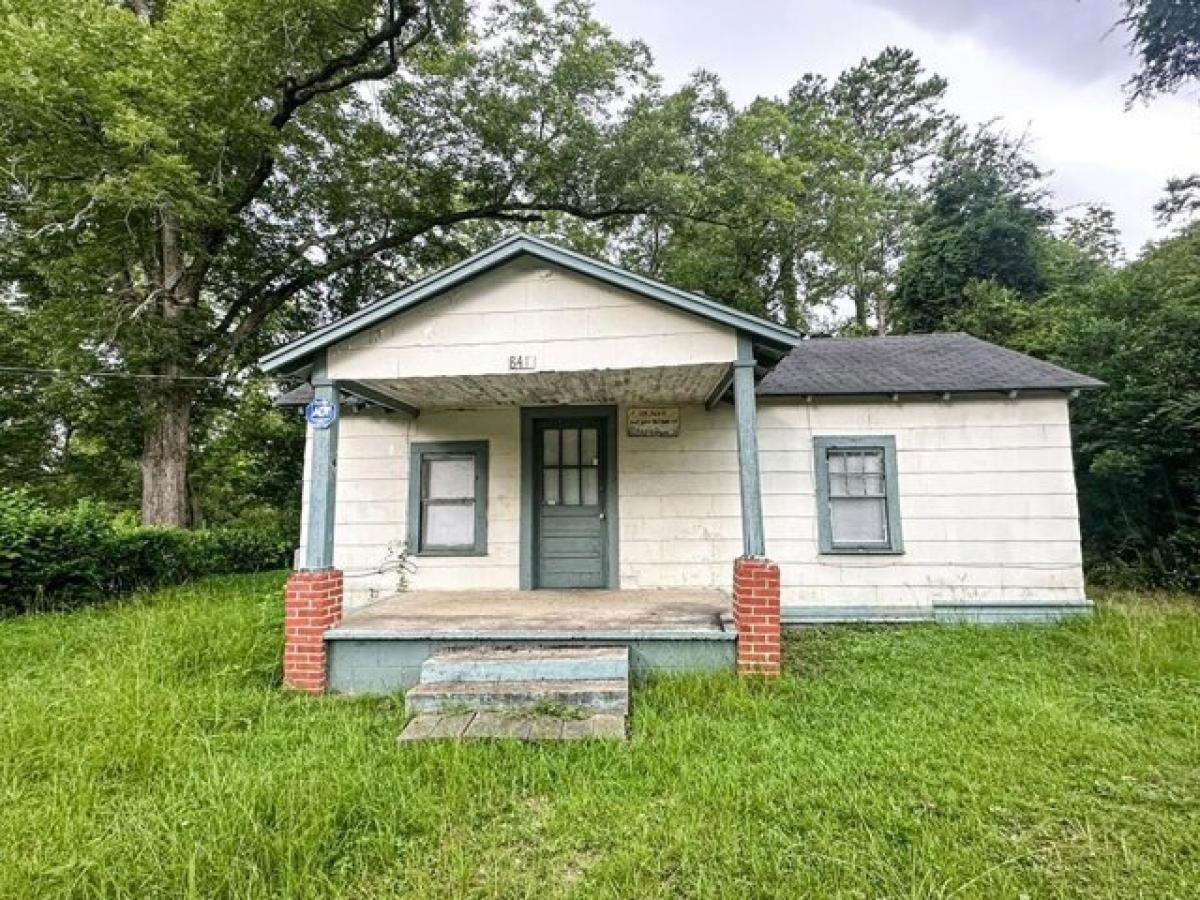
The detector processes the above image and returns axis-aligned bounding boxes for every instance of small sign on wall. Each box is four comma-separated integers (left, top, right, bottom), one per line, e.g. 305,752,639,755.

304,397,338,430
627,406,681,437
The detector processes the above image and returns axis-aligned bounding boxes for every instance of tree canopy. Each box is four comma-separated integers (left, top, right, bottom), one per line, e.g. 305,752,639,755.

1,0,1196,588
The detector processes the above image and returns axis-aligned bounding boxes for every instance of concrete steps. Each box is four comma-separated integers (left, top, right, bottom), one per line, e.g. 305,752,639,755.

406,678,629,715
401,646,630,739
398,711,626,743
419,646,629,683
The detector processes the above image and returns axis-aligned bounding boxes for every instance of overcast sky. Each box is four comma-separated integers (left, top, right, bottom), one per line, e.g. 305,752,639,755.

590,0,1200,255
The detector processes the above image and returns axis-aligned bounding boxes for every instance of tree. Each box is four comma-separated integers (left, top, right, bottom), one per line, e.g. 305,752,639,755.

624,83,855,327
1119,1,1200,224
1038,225,1200,589
891,128,1053,333
802,48,952,333
0,0,685,525
1122,0,1200,101
0,295,143,509
619,50,952,334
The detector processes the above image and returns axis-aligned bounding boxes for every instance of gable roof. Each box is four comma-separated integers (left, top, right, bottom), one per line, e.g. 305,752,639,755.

258,233,801,374
757,332,1104,397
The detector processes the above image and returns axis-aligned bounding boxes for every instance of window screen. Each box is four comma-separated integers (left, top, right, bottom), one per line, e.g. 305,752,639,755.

827,449,888,545
408,442,488,555
815,437,903,554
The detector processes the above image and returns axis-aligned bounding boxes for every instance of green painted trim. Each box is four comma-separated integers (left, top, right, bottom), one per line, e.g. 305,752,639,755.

302,356,339,570
933,603,1093,624
327,636,735,693
327,626,734,641
781,605,932,624
813,435,905,555
781,602,1094,625
734,333,765,557
340,380,419,418
258,234,801,374
519,405,619,590
406,441,489,557
704,364,735,410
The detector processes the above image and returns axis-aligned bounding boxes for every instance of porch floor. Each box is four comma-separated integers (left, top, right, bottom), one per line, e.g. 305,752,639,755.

329,588,732,641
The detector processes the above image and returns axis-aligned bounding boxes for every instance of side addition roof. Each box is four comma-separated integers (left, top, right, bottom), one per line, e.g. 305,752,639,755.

258,233,801,374
757,332,1104,397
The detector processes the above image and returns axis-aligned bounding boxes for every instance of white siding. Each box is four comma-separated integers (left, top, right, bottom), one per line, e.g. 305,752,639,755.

325,257,738,381
302,394,1087,615
314,409,521,609
618,404,742,589
758,396,1088,615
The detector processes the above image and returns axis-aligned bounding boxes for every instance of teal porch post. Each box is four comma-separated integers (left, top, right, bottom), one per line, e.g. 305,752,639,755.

733,332,765,557
303,364,340,570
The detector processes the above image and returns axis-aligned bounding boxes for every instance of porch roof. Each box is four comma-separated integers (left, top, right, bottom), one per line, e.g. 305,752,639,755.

258,233,800,376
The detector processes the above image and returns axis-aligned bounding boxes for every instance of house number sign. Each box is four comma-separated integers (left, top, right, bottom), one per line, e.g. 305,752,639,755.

509,354,537,371
627,406,680,437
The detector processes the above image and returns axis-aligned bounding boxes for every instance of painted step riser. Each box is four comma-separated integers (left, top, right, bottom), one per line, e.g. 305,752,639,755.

407,697,629,716
406,692,628,716
420,659,629,683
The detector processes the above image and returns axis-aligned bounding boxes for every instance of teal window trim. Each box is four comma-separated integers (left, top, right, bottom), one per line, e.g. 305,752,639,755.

813,435,904,555
407,441,489,557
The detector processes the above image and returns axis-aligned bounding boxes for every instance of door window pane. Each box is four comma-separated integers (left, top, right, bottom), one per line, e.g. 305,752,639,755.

562,428,579,465
830,497,887,544
425,457,474,499
542,429,559,465
581,468,599,505
561,468,581,505
542,468,559,505
581,428,598,465
424,503,475,547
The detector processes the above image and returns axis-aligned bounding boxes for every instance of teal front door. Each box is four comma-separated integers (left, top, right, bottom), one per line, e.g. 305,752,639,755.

534,418,608,588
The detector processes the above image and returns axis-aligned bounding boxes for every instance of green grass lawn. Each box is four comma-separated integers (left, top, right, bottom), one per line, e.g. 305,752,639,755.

1,574,1198,898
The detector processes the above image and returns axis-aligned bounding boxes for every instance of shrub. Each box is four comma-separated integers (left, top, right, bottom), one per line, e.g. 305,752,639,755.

0,490,292,613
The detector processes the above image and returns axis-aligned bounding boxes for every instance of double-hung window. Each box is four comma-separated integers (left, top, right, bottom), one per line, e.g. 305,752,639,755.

814,436,903,554
407,441,488,555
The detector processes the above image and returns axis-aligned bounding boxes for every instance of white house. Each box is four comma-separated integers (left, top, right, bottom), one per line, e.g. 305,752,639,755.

260,234,1101,693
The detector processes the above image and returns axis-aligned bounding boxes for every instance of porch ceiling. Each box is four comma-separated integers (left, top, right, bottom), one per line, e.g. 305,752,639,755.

360,362,730,410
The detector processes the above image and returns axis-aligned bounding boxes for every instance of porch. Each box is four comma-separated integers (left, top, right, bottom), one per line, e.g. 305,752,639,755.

324,587,737,693
269,236,795,691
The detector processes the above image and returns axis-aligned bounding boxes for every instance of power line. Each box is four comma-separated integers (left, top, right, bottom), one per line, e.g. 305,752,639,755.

0,366,227,383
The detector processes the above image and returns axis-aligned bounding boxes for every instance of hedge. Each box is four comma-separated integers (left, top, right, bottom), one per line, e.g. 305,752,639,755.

0,490,292,613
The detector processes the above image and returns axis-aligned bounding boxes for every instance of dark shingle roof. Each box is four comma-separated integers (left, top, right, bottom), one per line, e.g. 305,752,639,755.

757,332,1103,397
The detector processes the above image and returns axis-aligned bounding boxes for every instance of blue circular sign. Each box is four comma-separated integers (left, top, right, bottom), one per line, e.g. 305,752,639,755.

305,397,338,429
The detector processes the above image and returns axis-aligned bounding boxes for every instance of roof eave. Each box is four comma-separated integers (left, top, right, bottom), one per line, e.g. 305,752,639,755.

758,383,1104,398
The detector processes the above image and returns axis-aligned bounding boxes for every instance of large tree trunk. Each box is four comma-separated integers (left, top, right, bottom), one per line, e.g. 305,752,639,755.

139,384,193,527
138,207,199,528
